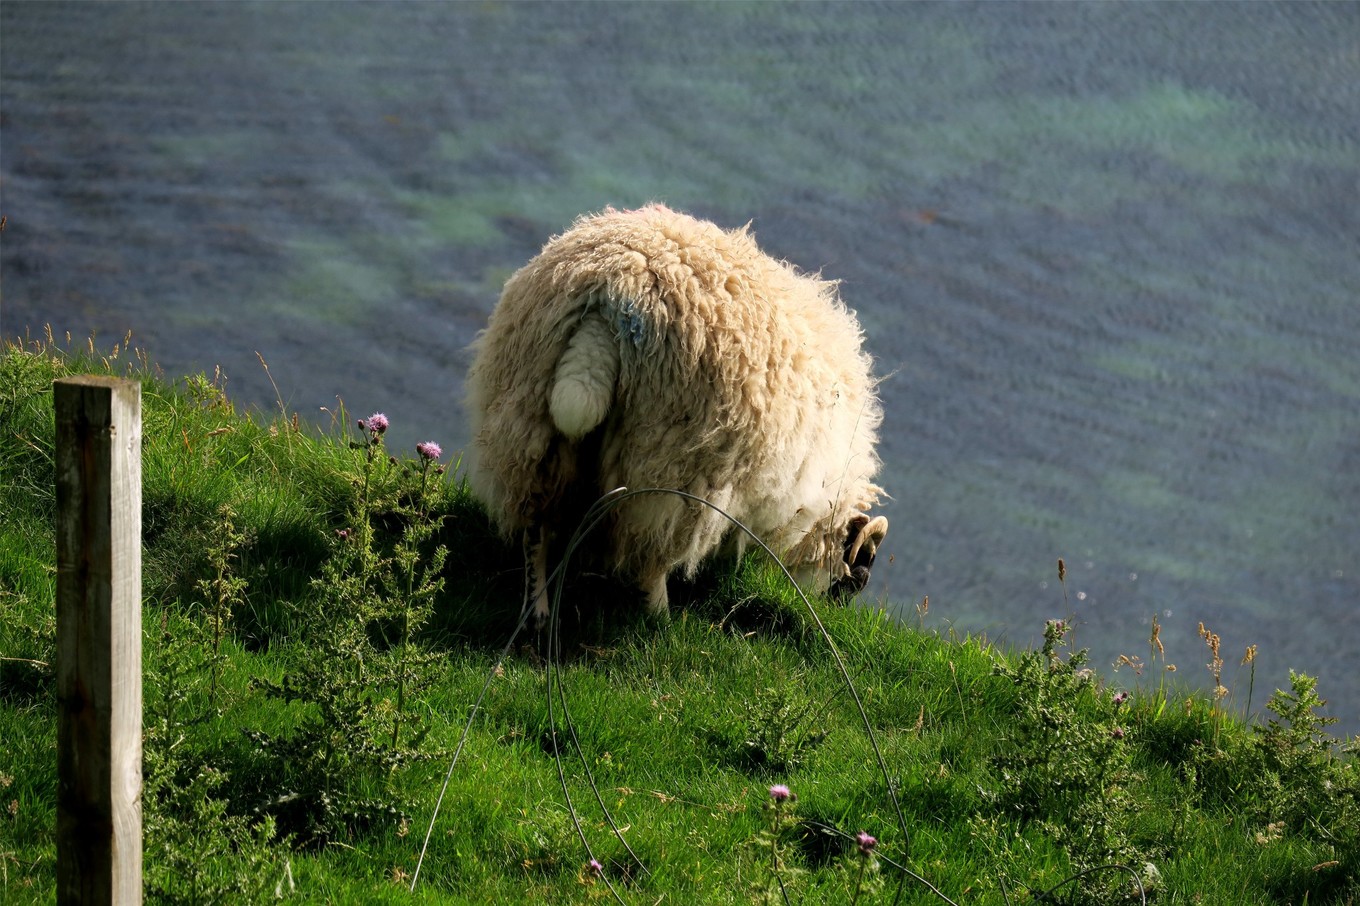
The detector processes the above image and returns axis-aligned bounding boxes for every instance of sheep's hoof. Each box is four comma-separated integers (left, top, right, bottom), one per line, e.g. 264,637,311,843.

829,515,889,601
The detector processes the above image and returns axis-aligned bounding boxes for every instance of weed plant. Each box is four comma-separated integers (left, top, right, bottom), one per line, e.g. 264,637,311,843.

243,410,451,847
1,333,1358,904
989,618,1145,901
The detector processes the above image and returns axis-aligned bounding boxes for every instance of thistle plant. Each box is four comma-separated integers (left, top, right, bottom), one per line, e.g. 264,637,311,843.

142,759,282,905
352,412,390,577
142,514,281,902
748,784,805,905
739,679,829,773
144,504,252,750
1189,670,1359,879
389,439,449,750
194,502,251,706
990,619,1146,897
247,412,450,844
847,831,882,905
1253,671,1353,834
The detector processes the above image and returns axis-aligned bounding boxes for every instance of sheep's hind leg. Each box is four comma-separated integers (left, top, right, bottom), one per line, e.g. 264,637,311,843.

639,565,671,621
524,526,552,630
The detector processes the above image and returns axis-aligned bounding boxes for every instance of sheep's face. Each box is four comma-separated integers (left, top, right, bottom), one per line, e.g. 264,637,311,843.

827,514,889,601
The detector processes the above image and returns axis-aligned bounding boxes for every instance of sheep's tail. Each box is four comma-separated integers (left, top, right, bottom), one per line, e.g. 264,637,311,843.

549,309,620,439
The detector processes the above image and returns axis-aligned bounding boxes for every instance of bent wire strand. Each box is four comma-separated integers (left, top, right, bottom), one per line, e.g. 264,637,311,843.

415,486,920,902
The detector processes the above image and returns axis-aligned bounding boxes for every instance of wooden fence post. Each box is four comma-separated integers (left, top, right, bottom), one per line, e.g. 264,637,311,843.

55,376,143,905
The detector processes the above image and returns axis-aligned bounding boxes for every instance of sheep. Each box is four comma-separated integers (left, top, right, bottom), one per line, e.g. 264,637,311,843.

465,204,888,623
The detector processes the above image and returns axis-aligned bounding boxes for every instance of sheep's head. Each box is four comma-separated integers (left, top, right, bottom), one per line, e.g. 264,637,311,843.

828,514,889,601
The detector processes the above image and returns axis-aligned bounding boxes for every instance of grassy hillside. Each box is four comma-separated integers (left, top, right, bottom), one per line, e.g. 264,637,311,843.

1,334,1356,905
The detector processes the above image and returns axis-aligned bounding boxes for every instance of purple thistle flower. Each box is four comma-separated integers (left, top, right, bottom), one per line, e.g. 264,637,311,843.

1112,691,1130,706
588,858,603,877
769,784,791,803
856,831,877,855
416,441,442,461
1111,726,1126,740
365,412,390,434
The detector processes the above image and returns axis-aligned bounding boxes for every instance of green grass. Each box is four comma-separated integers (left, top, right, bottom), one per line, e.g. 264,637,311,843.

1,335,1357,904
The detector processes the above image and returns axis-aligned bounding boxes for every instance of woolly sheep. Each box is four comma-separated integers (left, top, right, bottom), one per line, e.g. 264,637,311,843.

465,204,888,622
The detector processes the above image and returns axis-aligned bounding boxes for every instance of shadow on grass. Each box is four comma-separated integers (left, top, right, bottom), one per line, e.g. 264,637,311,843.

423,487,821,660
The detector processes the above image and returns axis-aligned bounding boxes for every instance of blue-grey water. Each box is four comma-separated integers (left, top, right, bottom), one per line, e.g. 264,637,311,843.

3,2,1357,735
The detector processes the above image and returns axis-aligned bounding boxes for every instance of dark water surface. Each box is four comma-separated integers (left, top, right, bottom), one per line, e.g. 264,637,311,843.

4,2,1358,734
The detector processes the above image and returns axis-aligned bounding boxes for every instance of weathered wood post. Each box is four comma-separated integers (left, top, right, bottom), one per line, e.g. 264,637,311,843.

55,376,143,905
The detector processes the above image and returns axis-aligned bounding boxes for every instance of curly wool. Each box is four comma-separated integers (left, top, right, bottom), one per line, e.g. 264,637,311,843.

465,204,885,614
